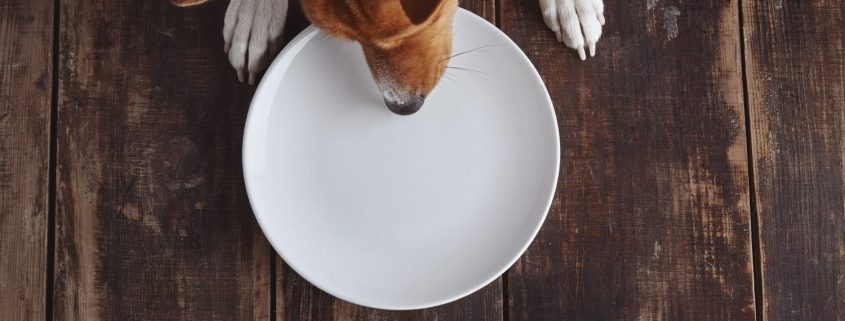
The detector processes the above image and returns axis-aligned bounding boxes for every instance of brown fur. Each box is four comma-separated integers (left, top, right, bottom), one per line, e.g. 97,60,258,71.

302,0,458,98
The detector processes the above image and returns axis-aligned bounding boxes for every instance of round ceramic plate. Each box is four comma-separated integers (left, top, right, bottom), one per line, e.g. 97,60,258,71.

243,8,559,310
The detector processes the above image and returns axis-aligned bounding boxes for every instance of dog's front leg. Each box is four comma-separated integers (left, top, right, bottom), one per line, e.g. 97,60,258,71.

539,0,604,60
224,0,289,84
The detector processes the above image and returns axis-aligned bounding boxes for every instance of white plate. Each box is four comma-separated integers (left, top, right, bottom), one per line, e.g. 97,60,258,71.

243,8,559,310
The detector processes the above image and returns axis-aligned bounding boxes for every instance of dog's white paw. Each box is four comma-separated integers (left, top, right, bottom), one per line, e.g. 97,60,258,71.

223,0,288,84
539,0,604,60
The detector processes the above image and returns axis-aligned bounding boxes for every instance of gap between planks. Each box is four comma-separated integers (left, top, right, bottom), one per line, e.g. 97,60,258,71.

736,0,764,320
45,0,61,320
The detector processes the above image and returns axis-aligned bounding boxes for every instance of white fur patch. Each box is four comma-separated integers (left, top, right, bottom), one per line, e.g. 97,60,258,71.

223,0,289,84
539,0,605,60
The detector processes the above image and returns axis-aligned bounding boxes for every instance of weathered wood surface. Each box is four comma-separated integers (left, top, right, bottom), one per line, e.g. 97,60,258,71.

460,0,496,25
0,0,842,319
0,1,53,321
54,1,270,320
743,1,845,320
274,2,503,321
501,0,756,320
277,262,503,321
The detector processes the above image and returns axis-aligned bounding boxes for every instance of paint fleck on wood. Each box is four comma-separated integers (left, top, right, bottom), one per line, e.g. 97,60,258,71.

663,6,680,40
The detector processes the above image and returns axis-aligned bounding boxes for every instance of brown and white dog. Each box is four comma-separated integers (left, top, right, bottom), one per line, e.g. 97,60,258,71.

175,0,605,115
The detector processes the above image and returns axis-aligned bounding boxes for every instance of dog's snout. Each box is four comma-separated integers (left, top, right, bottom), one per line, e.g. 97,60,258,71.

384,95,425,116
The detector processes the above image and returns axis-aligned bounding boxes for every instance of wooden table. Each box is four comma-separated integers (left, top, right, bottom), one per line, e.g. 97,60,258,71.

1,0,843,320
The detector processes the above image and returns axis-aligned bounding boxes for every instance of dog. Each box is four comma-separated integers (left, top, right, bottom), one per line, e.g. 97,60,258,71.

175,0,605,115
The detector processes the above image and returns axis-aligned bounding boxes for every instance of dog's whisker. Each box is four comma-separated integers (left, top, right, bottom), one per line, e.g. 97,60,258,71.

443,74,456,83
439,73,459,96
443,70,470,93
440,44,506,62
441,71,454,83
446,66,489,76
440,72,455,86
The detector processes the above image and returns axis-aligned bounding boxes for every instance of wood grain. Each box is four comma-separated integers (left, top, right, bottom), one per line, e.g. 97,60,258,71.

53,1,270,320
278,262,502,321
743,1,845,320
275,2,502,320
0,1,53,321
460,0,496,25
501,0,756,320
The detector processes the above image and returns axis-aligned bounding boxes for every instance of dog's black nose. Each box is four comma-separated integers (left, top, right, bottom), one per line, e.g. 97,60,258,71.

385,95,425,116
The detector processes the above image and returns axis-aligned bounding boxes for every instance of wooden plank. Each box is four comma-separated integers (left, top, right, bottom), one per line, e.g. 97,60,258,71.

0,1,53,321
275,2,502,320
501,0,756,320
278,262,502,321
743,1,845,320
460,0,496,25
53,1,270,320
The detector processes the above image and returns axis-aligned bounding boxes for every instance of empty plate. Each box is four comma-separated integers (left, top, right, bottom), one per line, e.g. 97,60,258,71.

243,8,559,310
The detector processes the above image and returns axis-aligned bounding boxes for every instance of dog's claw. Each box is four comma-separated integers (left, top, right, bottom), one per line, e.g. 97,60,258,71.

541,0,604,60
223,0,288,85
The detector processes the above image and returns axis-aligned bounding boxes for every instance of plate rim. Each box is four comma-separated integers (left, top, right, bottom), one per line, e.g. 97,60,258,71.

242,8,561,310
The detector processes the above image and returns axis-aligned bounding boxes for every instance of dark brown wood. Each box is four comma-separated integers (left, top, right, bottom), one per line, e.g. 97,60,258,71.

0,1,53,320
53,1,270,320
275,2,502,320
278,262,503,321
743,1,845,320
460,0,496,25
501,0,756,320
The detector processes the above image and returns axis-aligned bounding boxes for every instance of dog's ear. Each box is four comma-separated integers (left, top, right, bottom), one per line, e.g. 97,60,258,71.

399,0,445,24
170,0,209,7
